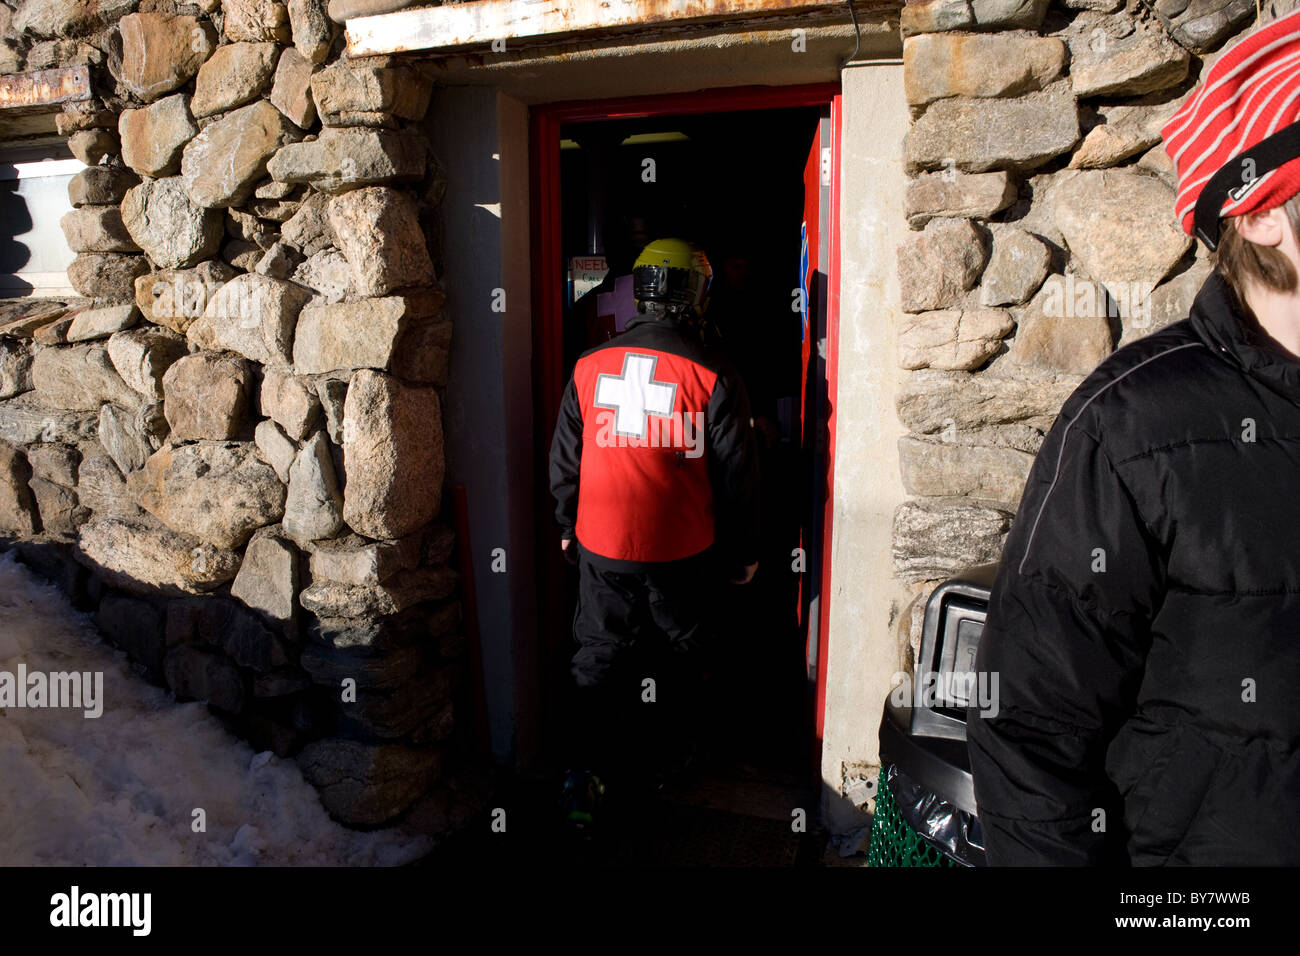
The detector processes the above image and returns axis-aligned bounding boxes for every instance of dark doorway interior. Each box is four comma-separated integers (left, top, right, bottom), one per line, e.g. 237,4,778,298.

544,105,824,803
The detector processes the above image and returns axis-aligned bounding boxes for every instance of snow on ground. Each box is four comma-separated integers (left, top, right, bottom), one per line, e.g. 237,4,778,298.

0,552,433,866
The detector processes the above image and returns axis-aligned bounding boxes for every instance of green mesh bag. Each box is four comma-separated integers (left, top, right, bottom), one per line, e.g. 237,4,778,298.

866,768,958,868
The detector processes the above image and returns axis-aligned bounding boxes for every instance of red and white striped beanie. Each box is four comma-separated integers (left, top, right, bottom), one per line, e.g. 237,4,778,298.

1162,7,1300,239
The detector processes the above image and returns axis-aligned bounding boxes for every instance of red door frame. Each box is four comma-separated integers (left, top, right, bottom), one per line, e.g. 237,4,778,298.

528,82,843,776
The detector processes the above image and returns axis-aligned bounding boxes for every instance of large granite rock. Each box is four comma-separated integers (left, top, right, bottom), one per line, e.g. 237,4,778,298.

223,0,291,42
161,352,254,441
31,343,139,410
905,170,1017,229
299,566,455,618
231,526,299,623
308,532,420,586
60,206,139,254
903,33,1066,107
282,430,343,546
121,177,223,270
29,476,87,537
1070,99,1181,169
76,453,141,518
260,367,320,439
13,0,136,38
897,218,989,313
342,369,443,539
900,0,1050,35
128,441,284,548
296,738,441,826
76,514,242,594
269,45,316,128
267,127,426,194
1153,0,1254,53
254,418,296,483
134,261,235,334
980,227,1052,307
310,60,432,123
97,401,152,474
117,12,214,102
0,340,34,399
67,129,117,165
119,92,198,177
0,396,99,446
327,187,435,296
65,304,138,342
1063,10,1191,98
181,99,300,209
106,327,187,400
905,84,1080,174
1007,277,1115,377
68,253,149,302
186,273,311,367
292,296,407,375
896,369,1076,437
27,442,80,487
68,165,139,207
898,309,1014,371
288,0,333,62
899,436,1034,506
190,41,279,118
1054,170,1192,286
892,498,1011,583
292,248,352,302
280,190,335,254
0,442,39,536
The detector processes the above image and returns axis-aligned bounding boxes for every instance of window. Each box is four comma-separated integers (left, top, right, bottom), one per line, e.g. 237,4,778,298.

0,144,84,297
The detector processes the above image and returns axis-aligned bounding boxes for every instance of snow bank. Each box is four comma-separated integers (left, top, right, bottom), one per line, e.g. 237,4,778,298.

0,552,432,866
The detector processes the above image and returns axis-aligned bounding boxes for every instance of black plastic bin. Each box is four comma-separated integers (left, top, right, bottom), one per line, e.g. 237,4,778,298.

868,564,996,867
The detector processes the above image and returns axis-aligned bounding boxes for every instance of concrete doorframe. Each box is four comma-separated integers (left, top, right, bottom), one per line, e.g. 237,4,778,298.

430,58,911,836
820,59,911,833
427,86,540,767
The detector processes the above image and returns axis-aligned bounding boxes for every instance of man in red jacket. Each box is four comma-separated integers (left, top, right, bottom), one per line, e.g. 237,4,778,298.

549,237,761,829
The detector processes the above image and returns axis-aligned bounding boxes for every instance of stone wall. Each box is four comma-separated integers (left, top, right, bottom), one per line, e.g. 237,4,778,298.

0,0,481,832
892,0,1300,660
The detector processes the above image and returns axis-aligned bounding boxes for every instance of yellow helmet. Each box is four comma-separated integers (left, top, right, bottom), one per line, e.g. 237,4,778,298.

632,238,712,313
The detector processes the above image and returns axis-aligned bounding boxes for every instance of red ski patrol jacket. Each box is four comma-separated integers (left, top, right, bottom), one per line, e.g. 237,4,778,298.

549,314,761,572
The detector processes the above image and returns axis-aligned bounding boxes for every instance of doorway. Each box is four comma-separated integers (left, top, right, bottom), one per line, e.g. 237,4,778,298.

530,84,842,815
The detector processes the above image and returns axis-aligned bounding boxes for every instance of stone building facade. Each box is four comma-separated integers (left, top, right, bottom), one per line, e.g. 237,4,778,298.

890,0,1293,663
0,0,480,832
0,0,1295,837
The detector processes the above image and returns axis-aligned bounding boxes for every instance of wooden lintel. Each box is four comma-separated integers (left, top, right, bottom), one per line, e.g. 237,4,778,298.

0,66,92,115
346,0,850,57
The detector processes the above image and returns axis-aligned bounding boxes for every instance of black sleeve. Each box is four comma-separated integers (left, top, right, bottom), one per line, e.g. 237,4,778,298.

706,364,761,569
966,417,1164,866
548,377,583,540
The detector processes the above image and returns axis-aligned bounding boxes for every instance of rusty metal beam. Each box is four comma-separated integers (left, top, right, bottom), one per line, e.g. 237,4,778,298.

346,0,856,57
0,66,91,115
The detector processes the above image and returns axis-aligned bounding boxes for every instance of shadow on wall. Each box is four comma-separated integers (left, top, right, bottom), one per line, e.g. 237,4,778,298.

0,163,36,296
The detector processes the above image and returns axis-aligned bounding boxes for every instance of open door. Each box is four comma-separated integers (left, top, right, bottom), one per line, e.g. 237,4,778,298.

797,97,841,776
529,85,841,778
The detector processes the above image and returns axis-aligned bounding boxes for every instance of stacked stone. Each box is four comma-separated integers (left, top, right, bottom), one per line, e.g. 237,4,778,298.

0,0,125,74
0,0,467,829
892,0,1275,656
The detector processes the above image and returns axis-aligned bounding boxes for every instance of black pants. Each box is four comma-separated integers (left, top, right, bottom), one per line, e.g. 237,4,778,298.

563,547,722,776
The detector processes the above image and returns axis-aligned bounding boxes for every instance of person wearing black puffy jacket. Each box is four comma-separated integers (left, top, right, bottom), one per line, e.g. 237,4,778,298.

967,10,1300,866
